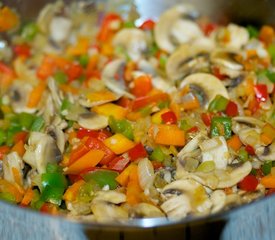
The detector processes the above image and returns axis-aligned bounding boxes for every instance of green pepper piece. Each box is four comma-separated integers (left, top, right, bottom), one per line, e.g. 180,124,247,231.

158,101,170,109
30,189,43,210
239,148,248,162
196,161,215,173
60,98,72,114
208,95,229,112
210,116,232,139
31,116,45,132
159,54,167,69
83,170,119,190
21,22,38,41
0,192,16,203
53,71,68,84
262,161,272,175
78,181,100,202
0,129,7,145
19,112,35,130
78,54,89,67
40,186,64,205
179,119,191,131
46,163,63,174
6,125,22,146
41,172,67,190
139,106,152,117
268,44,275,62
247,25,259,39
150,146,166,162
123,21,135,28
265,70,275,83
108,116,134,140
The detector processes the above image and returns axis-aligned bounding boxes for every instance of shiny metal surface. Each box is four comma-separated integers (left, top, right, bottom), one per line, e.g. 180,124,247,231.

1,0,275,239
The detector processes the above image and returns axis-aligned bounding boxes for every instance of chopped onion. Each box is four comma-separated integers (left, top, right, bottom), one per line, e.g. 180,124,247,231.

138,158,155,190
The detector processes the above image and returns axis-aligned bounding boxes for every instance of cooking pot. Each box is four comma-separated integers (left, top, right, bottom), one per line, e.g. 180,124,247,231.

1,0,275,239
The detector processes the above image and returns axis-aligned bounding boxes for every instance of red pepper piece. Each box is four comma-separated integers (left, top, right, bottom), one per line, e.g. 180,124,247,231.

77,128,111,141
212,66,227,80
68,174,84,184
69,144,89,165
131,93,169,111
151,160,164,170
201,22,217,36
139,19,155,30
238,175,259,191
266,188,275,196
131,75,152,97
108,156,130,172
13,131,28,143
225,101,238,117
161,111,177,124
85,137,116,165
187,126,199,133
254,84,268,102
245,145,255,155
13,44,31,57
201,112,212,127
0,146,10,160
65,62,83,82
128,143,148,161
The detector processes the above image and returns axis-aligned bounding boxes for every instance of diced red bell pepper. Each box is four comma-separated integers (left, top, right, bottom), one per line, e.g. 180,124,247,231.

40,203,58,214
128,143,148,161
65,62,83,82
254,84,268,102
201,22,217,36
13,44,31,57
0,146,10,160
68,174,84,184
201,112,213,127
225,101,238,117
266,188,275,196
108,156,130,172
187,126,199,133
161,111,177,124
85,137,116,165
139,19,155,30
77,128,99,139
245,145,255,155
151,160,164,170
13,131,28,143
69,144,89,165
212,66,227,80
117,97,132,109
238,174,259,191
131,93,169,111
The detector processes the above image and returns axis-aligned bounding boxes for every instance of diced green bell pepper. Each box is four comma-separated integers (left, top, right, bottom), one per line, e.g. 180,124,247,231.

40,186,65,205
6,125,22,146
268,44,275,62
247,25,259,39
179,119,191,131
208,95,229,112
0,129,7,145
21,22,38,41
46,163,63,174
150,146,166,162
0,192,16,203
239,148,248,162
83,170,119,190
78,54,89,67
108,116,134,140
262,161,272,175
53,71,68,84
210,116,232,139
18,112,35,130
60,98,72,113
30,116,45,132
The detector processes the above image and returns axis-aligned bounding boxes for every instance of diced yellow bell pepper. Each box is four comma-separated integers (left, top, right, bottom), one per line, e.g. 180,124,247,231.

103,133,135,154
86,90,118,103
151,108,170,124
93,103,127,119
66,37,90,56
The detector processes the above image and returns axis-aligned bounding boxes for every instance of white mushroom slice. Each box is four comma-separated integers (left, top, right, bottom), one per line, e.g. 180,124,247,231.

67,201,92,216
91,202,128,222
50,17,72,43
154,4,200,53
152,77,175,93
215,24,249,50
210,190,226,213
162,179,202,196
256,142,275,161
199,136,230,170
211,50,243,71
3,152,24,185
179,73,229,108
237,128,261,148
131,203,165,218
102,59,135,99
161,195,192,219
46,125,66,153
233,116,265,128
93,190,126,204
166,44,211,82
8,81,37,114
112,28,149,61
48,77,62,108
78,112,108,130
23,132,62,174
138,158,155,190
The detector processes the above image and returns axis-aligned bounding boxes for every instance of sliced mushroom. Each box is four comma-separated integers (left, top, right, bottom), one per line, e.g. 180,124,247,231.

214,24,249,50
191,161,252,189
154,4,202,53
49,16,72,44
161,194,192,219
92,190,126,205
232,116,265,129
199,136,231,170
48,77,62,109
130,203,165,218
210,190,226,213
67,201,93,216
166,40,214,82
3,152,24,185
77,111,108,130
138,158,155,190
23,132,62,174
112,28,150,61
91,201,128,222
102,59,135,99
46,125,66,153
256,142,275,161
179,73,229,108
7,81,36,113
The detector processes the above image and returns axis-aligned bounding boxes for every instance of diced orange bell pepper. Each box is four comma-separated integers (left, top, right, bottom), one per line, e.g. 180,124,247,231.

92,103,127,119
86,90,118,103
21,188,34,206
261,175,275,188
0,179,24,202
126,165,143,205
149,124,185,146
115,164,136,187
259,25,275,46
27,81,47,108
131,75,153,97
0,146,10,160
0,7,19,32
151,108,170,124
103,133,135,155
260,123,275,145
11,140,25,157
66,149,105,174
63,179,85,201
227,135,242,151
66,37,90,56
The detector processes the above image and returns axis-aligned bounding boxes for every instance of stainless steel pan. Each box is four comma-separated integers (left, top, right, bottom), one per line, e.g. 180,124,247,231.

1,1,275,239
